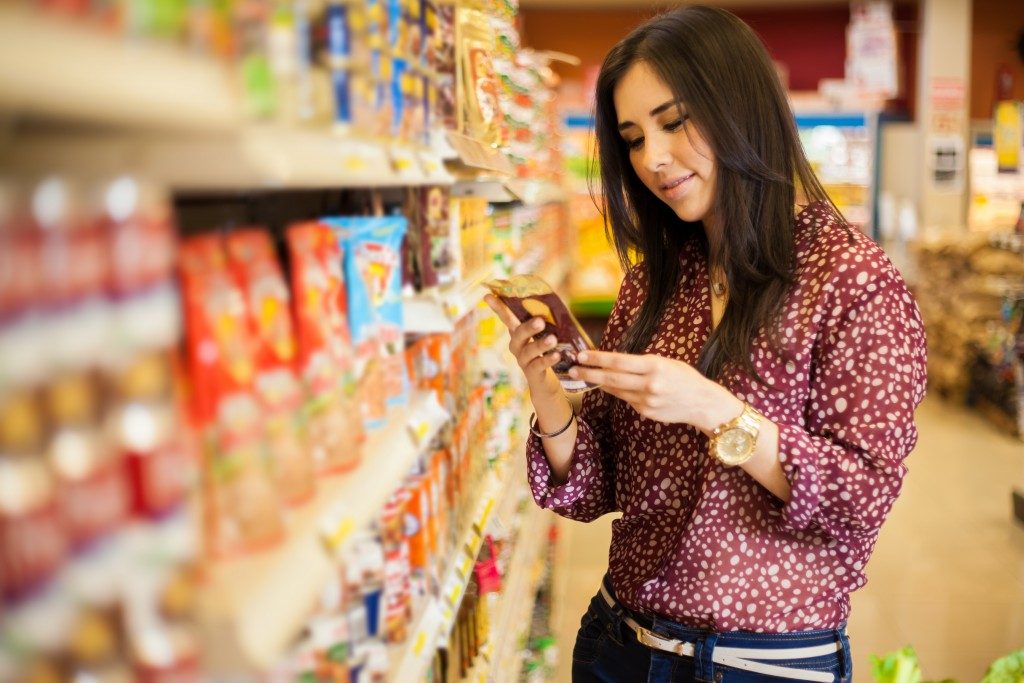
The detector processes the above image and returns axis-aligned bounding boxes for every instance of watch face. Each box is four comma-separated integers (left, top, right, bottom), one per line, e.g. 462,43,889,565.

715,428,754,466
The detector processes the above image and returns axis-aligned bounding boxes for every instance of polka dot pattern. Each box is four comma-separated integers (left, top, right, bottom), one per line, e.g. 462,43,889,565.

526,203,927,633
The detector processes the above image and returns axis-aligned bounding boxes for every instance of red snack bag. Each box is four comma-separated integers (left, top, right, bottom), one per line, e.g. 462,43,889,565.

46,372,131,549
178,234,284,557
226,228,316,506
286,223,365,475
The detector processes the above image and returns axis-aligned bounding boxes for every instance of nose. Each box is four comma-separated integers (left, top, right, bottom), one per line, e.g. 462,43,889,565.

641,132,671,173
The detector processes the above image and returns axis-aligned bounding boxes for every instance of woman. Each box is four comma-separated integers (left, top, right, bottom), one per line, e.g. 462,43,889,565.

485,5,927,683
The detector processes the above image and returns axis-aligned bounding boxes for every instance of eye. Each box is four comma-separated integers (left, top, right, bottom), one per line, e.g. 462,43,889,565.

625,137,644,151
664,114,689,132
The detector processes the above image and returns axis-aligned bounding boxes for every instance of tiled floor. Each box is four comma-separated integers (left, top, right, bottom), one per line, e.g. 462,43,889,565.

547,395,1024,682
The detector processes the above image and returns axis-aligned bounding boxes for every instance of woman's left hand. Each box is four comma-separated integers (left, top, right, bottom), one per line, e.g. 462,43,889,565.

569,350,727,427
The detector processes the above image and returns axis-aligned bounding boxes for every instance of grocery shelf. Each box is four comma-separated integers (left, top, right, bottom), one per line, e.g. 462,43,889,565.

490,503,552,683
446,132,516,176
198,392,450,673
2,126,454,190
0,5,240,131
403,264,495,334
388,469,505,682
504,178,569,206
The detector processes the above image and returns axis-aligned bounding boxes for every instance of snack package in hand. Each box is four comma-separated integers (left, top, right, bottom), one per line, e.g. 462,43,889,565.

485,275,598,393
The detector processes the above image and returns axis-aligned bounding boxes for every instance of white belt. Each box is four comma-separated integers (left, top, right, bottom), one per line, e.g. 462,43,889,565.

599,584,840,683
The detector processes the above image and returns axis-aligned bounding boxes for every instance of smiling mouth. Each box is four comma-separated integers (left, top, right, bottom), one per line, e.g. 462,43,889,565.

660,174,694,191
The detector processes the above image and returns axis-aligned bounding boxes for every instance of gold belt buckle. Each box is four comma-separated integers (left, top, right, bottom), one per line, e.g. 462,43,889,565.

635,625,688,656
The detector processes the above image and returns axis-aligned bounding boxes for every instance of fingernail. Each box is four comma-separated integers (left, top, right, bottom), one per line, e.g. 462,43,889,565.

533,319,544,329
577,352,588,363
545,335,556,346
568,368,579,378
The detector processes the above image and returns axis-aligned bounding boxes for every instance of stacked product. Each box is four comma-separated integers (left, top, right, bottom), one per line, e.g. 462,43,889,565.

915,234,1024,436
0,176,198,681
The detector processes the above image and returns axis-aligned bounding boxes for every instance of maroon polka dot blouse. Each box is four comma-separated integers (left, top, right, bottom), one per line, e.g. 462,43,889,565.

526,203,928,633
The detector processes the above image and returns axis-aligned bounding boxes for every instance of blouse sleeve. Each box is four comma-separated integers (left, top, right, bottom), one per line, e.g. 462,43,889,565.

525,266,641,522
775,260,927,546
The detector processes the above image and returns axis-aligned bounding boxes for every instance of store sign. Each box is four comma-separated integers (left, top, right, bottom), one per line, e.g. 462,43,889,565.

929,77,966,136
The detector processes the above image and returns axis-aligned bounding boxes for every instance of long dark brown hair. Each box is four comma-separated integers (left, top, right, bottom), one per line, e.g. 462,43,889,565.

593,5,845,381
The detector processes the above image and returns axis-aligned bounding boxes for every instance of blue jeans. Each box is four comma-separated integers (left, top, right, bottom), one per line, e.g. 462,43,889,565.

572,577,853,683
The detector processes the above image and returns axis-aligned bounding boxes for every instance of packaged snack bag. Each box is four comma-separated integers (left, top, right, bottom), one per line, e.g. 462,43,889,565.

226,228,316,506
285,223,365,474
329,217,409,427
457,8,501,145
421,187,458,287
178,234,284,557
46,372,131,549
432,3,457,129
0,390,67,600
96,177,189,520
486,275,597,393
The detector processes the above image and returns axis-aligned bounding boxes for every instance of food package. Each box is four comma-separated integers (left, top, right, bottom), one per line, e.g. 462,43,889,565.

226,228,316,506
178,234,284,556
0,390,67,600
432,2,457,129
286,222,365,475
456,8,501,145
485,275,597,392
329,217,409,427
46,372,131,548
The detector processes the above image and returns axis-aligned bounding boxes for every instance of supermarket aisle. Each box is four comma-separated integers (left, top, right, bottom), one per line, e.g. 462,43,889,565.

548,394,1024,682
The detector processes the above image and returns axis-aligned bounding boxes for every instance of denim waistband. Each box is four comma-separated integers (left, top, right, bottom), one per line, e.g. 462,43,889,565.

600,574,849,651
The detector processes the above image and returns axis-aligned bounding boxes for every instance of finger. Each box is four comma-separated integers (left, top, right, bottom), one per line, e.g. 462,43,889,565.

576,350,652,375
523,351,561,377
509,317,547,352
484,295,521,332
567,366,647,392
517,334,558,368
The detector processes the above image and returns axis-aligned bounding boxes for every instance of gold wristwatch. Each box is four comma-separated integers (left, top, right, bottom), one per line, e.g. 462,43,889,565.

710,403,763,467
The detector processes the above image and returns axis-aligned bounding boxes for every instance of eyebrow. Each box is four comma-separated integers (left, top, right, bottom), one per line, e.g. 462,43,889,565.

617,99,682,131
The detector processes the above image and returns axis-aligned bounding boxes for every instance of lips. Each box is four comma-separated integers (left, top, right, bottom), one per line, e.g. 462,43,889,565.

659,173,695,198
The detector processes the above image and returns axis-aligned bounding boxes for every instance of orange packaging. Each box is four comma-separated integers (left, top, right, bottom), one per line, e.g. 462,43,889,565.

226,228,316,506
405,333,453,412
179,234,284,557
285,223,365,475
403,475,431,576
428,450,445,558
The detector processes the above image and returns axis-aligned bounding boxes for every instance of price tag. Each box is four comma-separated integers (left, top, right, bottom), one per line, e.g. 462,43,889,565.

421,156,441,174
475,497,495,533
321,516,355,552
412,629,429,656
343,155,367,172
409,418,432,446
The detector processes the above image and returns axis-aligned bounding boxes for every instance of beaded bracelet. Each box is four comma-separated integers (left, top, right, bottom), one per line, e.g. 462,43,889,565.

529,411,576,439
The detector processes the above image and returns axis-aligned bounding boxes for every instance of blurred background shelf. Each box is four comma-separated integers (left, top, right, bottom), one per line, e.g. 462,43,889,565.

388,470,504,683
0,5,240,131
1,126,454,190
198,392,450,673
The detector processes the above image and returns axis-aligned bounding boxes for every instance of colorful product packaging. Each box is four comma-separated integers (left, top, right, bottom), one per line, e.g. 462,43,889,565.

0,390,67,601
457,8,502,145
286,223,365,475
226,228,316,506
328,216,409,428
178,234,284,557
46,372,132,549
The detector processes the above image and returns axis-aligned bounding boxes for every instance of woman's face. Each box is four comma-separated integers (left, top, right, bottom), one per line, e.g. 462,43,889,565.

613,60,716,225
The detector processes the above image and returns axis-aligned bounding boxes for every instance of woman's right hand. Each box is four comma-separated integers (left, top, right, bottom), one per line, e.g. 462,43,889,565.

483,294,564,398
